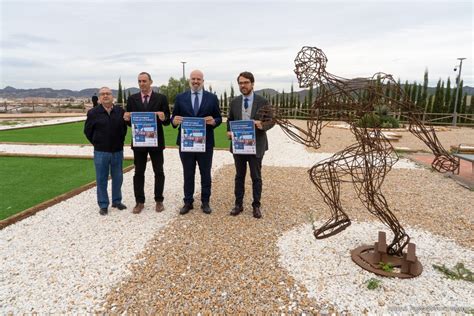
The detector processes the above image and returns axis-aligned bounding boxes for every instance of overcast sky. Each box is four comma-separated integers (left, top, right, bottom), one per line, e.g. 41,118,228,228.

1,0,472,95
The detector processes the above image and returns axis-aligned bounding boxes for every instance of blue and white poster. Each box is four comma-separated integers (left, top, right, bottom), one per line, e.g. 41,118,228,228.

181,117,206,152
230,120,256,154
131,112,158,147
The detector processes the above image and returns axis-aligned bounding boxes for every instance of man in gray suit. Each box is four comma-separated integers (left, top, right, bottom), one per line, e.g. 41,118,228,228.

227,71,275,219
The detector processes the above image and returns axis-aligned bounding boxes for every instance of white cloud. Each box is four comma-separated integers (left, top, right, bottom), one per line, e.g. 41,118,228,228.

0,0,472,94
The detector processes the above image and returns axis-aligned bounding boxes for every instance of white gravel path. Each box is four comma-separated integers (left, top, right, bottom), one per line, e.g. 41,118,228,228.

0,143,135,159
278,222,474,314
0,116,86,130
0,126,427,313
0,124,419,169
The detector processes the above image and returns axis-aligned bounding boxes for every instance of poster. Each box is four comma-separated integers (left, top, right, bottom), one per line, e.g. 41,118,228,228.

181,117,206,152
230,120,256,154
131,112,158,147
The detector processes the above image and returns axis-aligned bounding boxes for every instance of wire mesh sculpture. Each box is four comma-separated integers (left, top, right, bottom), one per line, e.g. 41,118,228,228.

261,46,459,277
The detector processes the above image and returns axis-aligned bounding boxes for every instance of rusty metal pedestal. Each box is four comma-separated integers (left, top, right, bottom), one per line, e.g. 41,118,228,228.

351,231,423,278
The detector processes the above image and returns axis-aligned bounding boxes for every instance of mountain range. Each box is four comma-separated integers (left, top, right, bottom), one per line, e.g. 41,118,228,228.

1,85,473,99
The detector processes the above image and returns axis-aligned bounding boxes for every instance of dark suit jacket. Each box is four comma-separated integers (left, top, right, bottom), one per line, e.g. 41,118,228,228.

172,90,222,151
227,94,274,158
126,91,170,151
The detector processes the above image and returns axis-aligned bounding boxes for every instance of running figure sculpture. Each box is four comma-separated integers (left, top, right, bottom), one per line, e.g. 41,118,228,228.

264,46,458,277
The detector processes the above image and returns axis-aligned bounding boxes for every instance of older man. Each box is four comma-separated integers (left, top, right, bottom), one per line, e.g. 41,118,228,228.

84,87,128,215
171,70,222,215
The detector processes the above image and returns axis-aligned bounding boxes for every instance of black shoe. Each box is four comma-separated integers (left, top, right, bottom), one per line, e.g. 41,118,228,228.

112,203,127,210
201,203,212,214
179,203,193,215
253,206,262,219
230,205,243,216
99,208,108,216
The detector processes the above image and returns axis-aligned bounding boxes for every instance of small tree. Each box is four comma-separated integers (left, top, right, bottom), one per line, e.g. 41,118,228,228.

117,77,123,105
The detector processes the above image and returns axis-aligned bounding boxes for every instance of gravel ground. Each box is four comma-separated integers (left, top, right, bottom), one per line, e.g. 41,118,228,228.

291,120,474,153
279,222,474,313
103,165,473,313
0,124,472,313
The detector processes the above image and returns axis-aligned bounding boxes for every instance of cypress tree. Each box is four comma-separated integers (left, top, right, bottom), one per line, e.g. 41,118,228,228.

416,83,422,105
308,85,313,105
117,78,123,105
395,78,402,101
428,95,434,113
454,80,464,113
460,93,467,123
445,77,452,113
290,83,295,108
230,84,235,99
410,81,418,103
403,80,411,102
419,69,429,110
432,79,442,113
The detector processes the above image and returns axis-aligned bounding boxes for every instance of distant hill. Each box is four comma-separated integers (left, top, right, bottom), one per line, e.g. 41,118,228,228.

0,86,145,99
1,85,473,99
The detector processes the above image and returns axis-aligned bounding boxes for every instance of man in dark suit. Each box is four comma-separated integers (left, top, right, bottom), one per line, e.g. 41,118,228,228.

171,69,222,215
124,72,171,214
227,71,274,219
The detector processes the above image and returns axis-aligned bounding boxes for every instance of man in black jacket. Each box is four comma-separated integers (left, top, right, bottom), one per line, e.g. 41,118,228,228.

124,72,171,214
84,87,128,215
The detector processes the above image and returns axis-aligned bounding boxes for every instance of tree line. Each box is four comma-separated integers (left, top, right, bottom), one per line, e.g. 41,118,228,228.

115,70,473,119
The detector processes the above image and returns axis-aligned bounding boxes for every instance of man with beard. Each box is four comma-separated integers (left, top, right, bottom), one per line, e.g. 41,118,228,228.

227,72,274,219
171,70,222,215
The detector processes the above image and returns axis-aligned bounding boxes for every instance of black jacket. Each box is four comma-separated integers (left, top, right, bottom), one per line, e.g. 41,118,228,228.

126,91,170,151
84,105,127,152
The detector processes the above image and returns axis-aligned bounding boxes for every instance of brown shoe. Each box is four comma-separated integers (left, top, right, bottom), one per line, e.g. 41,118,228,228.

230,205,243,216
133,203,144,214
156,202,164,212
252,206,262,219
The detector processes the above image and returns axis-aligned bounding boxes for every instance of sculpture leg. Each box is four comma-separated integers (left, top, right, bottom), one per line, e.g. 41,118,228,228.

309,161,351,239
354,171,410,256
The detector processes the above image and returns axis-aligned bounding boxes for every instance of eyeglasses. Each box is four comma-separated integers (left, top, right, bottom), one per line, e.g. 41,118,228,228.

238,81,252,85
99,92,112,96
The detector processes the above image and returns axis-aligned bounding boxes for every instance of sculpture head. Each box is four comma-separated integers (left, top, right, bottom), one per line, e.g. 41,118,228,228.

294,46,328,88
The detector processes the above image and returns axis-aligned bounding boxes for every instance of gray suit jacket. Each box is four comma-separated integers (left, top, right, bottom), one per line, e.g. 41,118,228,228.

227,94,274,158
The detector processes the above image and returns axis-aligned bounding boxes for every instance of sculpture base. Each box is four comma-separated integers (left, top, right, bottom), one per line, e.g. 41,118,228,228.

350,231,423,278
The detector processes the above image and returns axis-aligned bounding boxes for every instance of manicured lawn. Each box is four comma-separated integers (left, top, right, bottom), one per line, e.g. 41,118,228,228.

0,156,133,220
0,121,230,149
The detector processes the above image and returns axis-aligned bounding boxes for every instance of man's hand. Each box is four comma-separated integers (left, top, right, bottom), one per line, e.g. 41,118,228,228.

254,120,263,130
227,131,232,140
173,115,183,126
156,111,165,121
205,116,216,126
123,112,131,121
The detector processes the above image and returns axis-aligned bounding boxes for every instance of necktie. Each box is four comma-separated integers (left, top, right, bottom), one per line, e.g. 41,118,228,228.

244,98,249,110
193,92,199,115
143,95,149,109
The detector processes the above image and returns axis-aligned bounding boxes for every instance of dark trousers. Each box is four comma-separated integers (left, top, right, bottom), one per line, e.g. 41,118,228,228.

233,155,262,208
179,150,213,204
133,149,164,203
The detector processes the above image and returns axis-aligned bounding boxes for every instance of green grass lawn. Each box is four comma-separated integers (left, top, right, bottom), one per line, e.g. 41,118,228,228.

0,156,133,220
0,121,230,149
